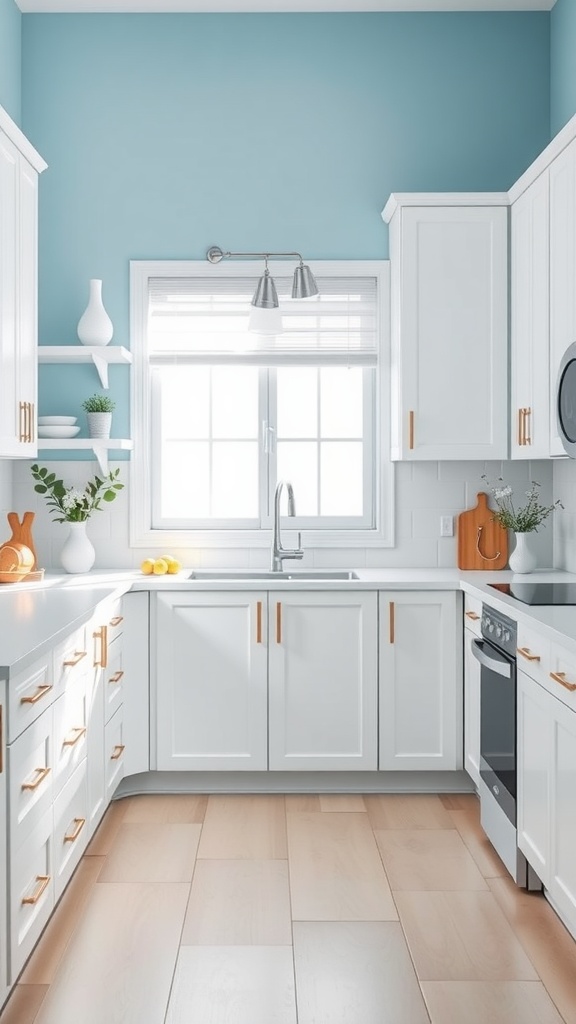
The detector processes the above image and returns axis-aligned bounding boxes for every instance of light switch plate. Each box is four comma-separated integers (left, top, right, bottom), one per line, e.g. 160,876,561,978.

440,515,454,537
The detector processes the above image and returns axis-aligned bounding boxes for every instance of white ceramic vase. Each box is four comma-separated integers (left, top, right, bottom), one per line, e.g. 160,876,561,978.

86,412,112,438
509,531,538,574
77,279,114,346
60,521,95,574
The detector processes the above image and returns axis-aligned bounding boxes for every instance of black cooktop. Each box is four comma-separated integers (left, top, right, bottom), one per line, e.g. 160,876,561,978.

488,582,576,606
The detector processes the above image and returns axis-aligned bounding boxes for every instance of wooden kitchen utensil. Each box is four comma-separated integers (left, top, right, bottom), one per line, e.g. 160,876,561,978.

457,492,508,570
6,511,37,569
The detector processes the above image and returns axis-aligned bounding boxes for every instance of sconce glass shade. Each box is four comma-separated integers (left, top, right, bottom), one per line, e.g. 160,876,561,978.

248,304,283,336
292,263,319,299
251,268,279,309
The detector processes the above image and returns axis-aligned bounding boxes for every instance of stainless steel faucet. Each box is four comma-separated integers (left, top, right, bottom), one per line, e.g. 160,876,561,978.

271,480,304,572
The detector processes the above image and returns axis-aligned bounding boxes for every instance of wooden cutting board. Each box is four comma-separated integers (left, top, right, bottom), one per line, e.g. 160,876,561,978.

457,492,508,570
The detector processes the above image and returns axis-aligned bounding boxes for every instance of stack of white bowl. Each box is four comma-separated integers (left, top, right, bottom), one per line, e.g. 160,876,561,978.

37,416,80,439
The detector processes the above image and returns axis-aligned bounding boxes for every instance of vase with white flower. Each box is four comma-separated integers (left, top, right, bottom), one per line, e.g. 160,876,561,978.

30,464,123,573
482,475,563,573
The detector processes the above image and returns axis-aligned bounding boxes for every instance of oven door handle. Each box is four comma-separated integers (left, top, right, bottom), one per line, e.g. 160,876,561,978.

471,638,513,678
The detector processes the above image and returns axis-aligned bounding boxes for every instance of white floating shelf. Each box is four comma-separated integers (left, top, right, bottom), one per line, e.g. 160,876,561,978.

36,438,133,475
38,346,132,388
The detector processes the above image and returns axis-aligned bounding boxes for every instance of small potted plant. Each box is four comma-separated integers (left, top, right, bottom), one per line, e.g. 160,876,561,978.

82,393,116,439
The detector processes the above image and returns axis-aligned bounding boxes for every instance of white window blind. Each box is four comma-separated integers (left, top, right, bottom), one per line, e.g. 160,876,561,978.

147,274,378,364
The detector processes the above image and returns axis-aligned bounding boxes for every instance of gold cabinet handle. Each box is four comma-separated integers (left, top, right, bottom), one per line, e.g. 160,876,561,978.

518,408,524,446
465,611,480,621
389,601,395,644
30,402,35,443
19,401,25,442
63,650,87,667
550,671,576,692
276,602,282,644
256,600,263,644
409,410,415,450
108,670,124,684
109,615,124,627
62,726,87,747
110,744,125,761
517,647,541,662
22,875,51,905
21,766,51,791
64,817,86,843
20,683,53,705
93,625,108,668
524,407,532,446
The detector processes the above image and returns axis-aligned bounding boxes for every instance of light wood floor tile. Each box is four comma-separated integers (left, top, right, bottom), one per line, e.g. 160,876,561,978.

181,860,292,945
197,794,287,859
395,890,538,981
293,922,429,1024
0,985,48,1024
439,793,479,811
365,793,454,829
449,808,508,878
165,946,297,1024
285,794,321,811
375,828,489,890
319,794,366,812
422,981,565,1024
21,857,105,984
33,882,189,1024
97,823,201,882
287,811,397,920
84,797,130,856
489,876,576,1024
122,793,208,823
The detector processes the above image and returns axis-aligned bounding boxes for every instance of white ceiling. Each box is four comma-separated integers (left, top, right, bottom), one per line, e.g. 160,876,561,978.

15,0,557,13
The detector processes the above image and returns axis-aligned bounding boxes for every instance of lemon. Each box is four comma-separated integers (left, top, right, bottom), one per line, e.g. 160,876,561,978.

153,558,169,575
166,559,182,574
140,558,155,575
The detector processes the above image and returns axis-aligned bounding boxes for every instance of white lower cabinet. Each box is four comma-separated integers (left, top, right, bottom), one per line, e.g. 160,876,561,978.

53,760,88,901
10,807,54,980
379,591,462,770
0,682,8,1009
105,705,125,802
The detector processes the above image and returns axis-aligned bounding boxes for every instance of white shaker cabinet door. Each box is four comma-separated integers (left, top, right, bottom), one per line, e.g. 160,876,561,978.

0,683,7,1009
549,693,576,936
268,591,378,771
379,591,462,770
517,669,551,886
549,137,576,457
154,592,268,771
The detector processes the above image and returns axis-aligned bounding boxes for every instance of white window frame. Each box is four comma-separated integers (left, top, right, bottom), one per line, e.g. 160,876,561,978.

129,259,394,549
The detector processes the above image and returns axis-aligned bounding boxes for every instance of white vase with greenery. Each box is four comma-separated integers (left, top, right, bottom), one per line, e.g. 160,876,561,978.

482,475,563,574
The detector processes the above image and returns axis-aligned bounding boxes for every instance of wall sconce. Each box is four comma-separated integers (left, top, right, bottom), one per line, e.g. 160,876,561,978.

206,245,319,335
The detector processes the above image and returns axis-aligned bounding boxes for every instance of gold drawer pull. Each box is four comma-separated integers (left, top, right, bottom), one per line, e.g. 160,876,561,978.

256,601,263,644
93,625,108,668
109,615,124,627
465,611,480,621
63,650,87,667
20,684,53,705
21,766,51,791
389,601,395,644
517,647,541,663
110,744,125,761
64,817,86,843
22,875,50,906
276,602,282,644
62,726,87,747
409,410,415,450
550,671,576,692
108,670,124,684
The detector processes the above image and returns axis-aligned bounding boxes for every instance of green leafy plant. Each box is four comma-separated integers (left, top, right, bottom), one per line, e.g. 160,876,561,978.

81,393,115,413
482,475,563,533
30,464,123,523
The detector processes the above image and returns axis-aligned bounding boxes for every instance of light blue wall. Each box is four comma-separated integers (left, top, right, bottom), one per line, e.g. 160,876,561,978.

551,0,576,136
0,0,21,123
21,12,550,443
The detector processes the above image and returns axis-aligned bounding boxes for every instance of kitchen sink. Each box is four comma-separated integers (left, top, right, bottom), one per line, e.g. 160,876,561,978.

187,570,359,581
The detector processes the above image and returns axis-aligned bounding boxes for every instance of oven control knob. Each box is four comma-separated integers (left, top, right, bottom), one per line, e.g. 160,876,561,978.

495,625,502,638
488,623,494,633
503,630,511,643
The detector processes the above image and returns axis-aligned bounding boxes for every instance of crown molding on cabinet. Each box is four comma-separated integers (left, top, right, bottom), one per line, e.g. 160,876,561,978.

0,106,46,173
508,111,576,204
382,191,510,222
14,0,556,12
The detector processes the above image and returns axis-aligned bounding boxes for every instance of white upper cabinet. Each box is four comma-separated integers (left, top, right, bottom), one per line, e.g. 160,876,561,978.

383,196,508,461
0,108,46,458
510,170,550,459
549,137,576,457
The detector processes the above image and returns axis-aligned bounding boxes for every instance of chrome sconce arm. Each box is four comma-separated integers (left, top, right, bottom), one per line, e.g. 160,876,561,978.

206,245,319,307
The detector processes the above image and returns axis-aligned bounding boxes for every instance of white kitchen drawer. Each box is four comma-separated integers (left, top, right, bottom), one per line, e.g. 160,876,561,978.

53,760,89,901
517,622,550,688
105,705,125,802
10,807,54,982
8,653,54,743
463,594,482,637
8,707,53,849
52,681,88,798
52,622,89,694
547,640,576,712
104,636,124,725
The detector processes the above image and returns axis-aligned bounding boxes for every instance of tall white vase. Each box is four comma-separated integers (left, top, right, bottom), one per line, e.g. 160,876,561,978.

77,279,114,346
509,532,537,574
60,522,96,574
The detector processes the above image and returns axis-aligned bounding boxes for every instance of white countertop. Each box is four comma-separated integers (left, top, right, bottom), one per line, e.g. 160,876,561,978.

3,566,576,676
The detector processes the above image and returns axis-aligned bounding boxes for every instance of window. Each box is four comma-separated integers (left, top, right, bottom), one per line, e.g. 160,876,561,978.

130,260,392,548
